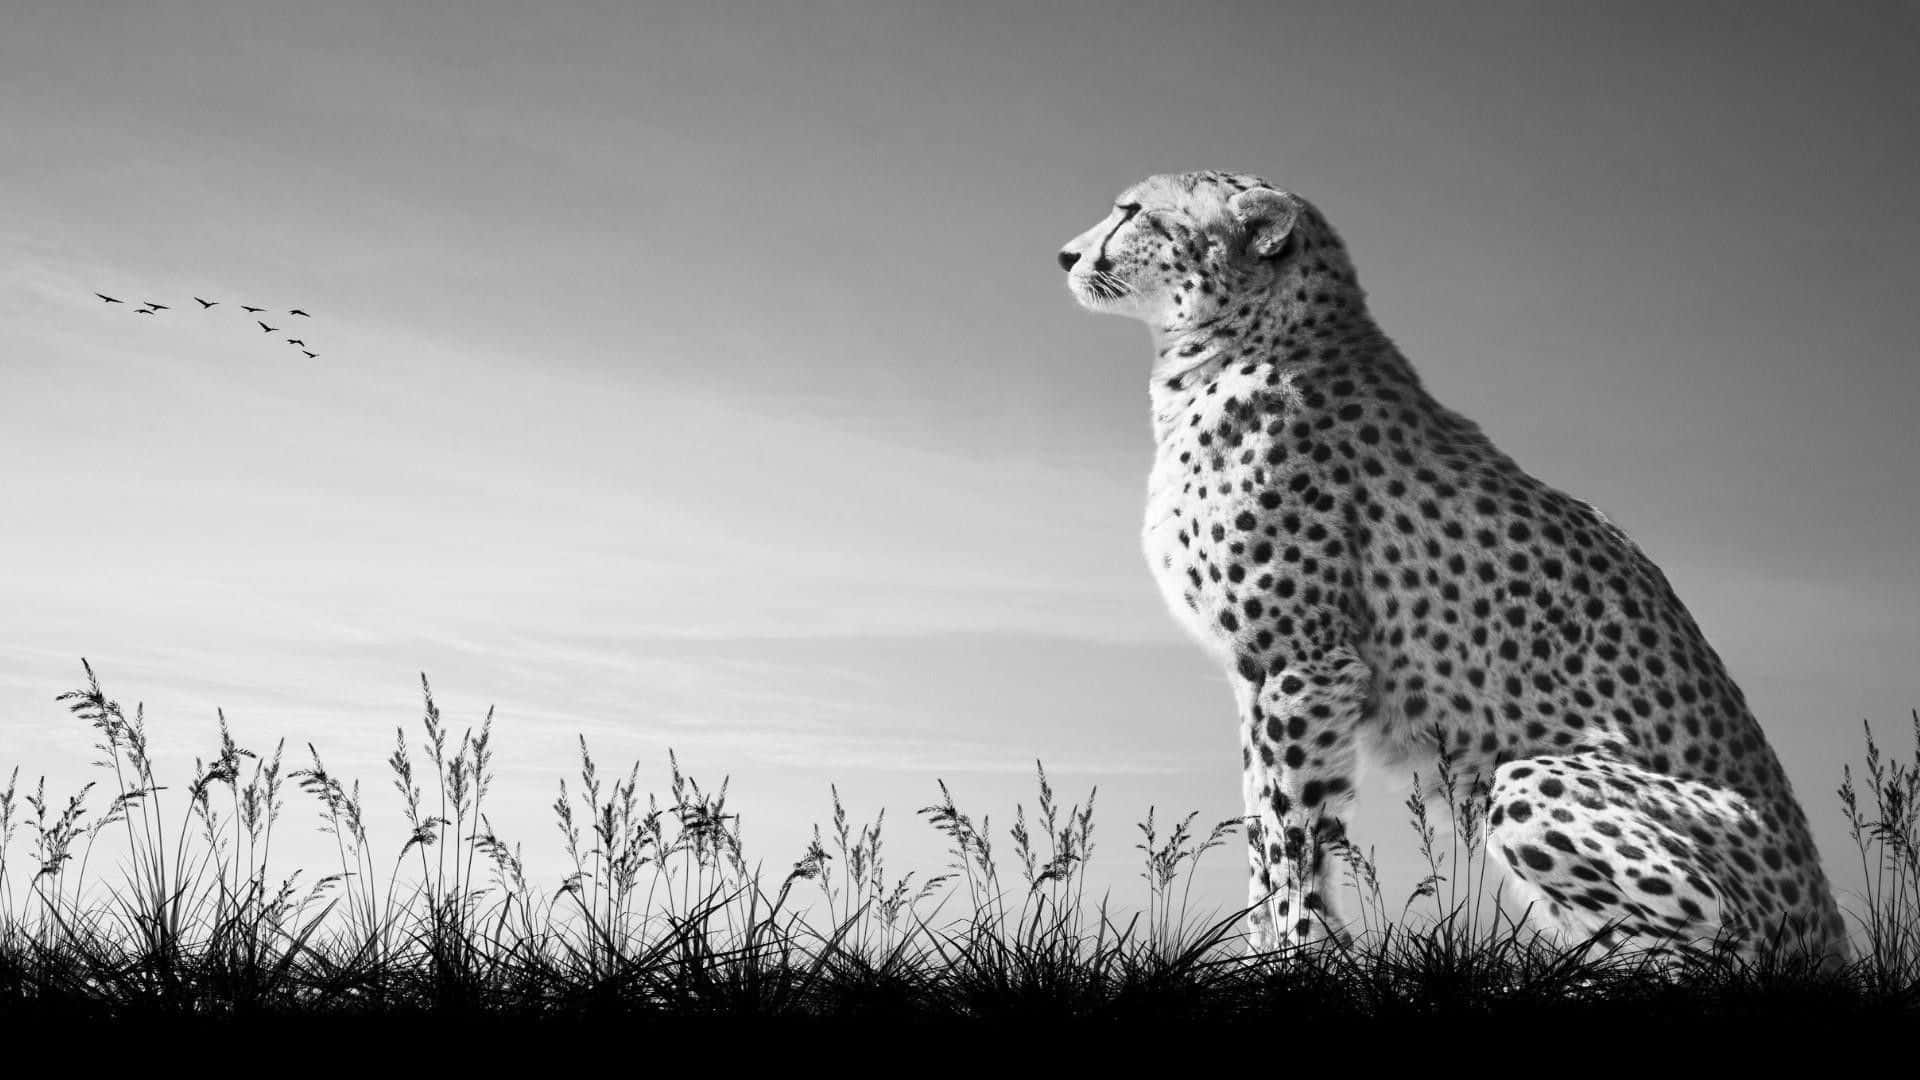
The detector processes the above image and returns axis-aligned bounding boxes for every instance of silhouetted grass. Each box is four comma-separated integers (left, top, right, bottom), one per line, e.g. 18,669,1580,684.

0,661,1913,1026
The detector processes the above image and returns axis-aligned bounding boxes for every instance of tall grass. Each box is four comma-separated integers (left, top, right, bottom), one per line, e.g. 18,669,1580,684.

1838,711,1920,990
0,662,1913,1021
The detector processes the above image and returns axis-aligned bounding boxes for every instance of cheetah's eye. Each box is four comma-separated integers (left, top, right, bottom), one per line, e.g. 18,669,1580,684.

1117,202,1142,220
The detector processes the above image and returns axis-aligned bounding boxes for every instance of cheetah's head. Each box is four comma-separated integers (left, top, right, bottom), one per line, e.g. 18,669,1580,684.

1058,171,1324,333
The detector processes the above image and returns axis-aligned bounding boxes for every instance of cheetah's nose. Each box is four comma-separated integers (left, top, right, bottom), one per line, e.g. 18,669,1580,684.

1057,250,1080,271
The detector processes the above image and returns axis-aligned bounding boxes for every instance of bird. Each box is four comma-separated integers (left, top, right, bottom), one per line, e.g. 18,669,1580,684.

241,305,264,313
258,321,279,333
286,338,306,347
195,297,218,308
301,350,317,358
95,292,123,303
288,309,310,317
135,309,156,316
144,302,170,310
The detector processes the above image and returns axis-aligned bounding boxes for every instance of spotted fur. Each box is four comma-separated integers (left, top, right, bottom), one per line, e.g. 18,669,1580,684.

1057,170,1848,964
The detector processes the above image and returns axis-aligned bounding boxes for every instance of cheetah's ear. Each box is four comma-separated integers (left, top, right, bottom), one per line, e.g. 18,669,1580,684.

1228,187,1300,259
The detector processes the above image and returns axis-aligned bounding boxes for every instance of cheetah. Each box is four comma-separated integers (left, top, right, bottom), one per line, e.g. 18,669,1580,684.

1057,170,1849,966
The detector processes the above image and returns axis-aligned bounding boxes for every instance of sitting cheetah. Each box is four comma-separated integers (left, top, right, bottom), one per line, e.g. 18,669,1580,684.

1057,170,1848,965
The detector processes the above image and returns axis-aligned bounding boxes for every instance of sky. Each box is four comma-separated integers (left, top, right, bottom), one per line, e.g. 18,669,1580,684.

2,2,1917,935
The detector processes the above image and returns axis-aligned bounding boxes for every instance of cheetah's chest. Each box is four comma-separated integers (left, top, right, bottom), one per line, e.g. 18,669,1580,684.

1141,369,1304,662
1141,433,1270,664
1143,457,1227,659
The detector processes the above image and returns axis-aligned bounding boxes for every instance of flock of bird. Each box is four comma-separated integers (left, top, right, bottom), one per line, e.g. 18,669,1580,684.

93,292,321,357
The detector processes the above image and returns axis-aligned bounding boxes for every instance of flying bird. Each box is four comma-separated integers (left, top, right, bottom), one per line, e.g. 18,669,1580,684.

301,350,317,358
258,321,280,333
288,309,310,317
95,293,123,303
135,309,156,316
144,302,170,311
286,338,306,347
195,297,218,308
241,305,264,313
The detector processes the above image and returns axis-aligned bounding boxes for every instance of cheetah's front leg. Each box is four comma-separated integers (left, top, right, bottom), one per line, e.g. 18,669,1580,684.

1238,644,1369,951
